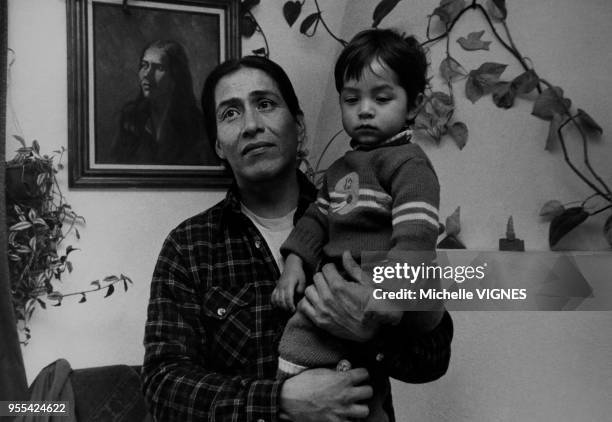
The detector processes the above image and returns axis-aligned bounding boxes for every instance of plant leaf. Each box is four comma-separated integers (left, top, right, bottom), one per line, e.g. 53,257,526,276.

240,0,260,14
300,12,320,35
104,284,115,298
91,280,101,290
474,62,507,82
486,0,507,20
457,30,491,51
10,221,33,231
47,291,63,301
492,81,516,109
448,121,468,149
37,298,47,309
545,113,564,151
465,72,486,103
433,0,467,26
240,15,257,38
511,69,539,94
532,87,571,121
79,293,87,303
372,0,402,27
283,1,302,27
440,55,466,82
539,200,565,219
13,134,26,147
604,214,612,247
123,280,129,292
252,47,266,56
32,140,40,154
549,207,589,247
575,109,603,137
445,206,461,236
437,234,466,249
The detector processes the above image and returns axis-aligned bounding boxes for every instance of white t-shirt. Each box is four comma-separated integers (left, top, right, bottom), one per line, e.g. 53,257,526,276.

240,203,296,272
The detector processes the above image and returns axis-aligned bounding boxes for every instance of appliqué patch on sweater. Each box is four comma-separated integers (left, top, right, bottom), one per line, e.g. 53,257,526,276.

330,172,359,215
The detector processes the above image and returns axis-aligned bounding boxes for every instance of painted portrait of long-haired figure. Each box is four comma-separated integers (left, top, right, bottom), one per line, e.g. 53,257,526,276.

110,40,215,165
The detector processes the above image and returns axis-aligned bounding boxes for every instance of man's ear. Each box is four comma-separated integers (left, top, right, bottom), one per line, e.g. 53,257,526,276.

214,139,226,160
407,93,425,122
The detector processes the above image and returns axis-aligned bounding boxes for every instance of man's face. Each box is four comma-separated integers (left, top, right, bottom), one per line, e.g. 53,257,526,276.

213,67,304,186
139,47,174,101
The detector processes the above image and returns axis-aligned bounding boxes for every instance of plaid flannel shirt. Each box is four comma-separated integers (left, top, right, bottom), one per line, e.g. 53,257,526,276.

142,172,453,422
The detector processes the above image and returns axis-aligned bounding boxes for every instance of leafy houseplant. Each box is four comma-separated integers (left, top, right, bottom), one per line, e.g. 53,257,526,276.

5,136,131,343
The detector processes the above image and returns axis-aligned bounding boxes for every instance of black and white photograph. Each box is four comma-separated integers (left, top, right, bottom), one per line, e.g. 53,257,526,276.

2,0,611,421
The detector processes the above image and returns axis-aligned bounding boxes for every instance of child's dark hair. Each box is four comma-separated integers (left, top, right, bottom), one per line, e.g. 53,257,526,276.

334,28,428,111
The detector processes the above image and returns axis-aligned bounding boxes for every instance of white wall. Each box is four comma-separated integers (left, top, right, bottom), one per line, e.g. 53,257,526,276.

7,0,612,420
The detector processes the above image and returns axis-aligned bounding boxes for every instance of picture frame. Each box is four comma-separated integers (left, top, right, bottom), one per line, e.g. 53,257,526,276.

67,0,240,188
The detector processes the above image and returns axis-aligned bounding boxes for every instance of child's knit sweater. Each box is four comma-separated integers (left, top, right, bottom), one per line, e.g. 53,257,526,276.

281,132,440,273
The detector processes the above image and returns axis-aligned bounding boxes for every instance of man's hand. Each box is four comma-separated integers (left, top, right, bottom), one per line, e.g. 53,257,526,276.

279,367,372,422
297,251,401,342
273,254,307,312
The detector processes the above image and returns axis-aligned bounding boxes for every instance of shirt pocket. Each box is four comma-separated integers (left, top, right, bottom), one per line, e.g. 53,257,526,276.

201,284,255,370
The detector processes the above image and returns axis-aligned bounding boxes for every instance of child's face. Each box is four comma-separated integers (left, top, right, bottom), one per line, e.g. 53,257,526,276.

340,60,409,145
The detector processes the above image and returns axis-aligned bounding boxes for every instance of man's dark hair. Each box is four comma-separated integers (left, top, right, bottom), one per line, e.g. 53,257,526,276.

334,28,428,111
201,56,303,148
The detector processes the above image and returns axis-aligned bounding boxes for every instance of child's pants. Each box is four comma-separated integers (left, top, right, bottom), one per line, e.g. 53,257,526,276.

277,309,390,422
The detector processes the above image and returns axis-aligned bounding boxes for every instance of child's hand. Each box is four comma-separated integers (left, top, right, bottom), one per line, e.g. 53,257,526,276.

272,254,306,312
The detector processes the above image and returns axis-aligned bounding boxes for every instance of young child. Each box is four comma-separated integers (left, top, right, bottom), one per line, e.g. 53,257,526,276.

273,28,440,420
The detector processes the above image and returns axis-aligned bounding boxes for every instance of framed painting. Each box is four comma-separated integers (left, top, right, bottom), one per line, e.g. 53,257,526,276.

67,0,240,188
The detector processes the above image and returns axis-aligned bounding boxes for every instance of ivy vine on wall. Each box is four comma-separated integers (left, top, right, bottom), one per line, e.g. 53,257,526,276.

240,0,612,248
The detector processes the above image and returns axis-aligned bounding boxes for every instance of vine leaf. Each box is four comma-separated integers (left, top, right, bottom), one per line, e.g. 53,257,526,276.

79,293,87,303
240,0,260,14
448,122,468,149
437,234,466,249
575,109,603,137
549,207,589,247
511,69,539,94
440,55,466,82
104,284,115,298
545,113,564,151
465,62,507,103
492,81,516,109
604,214,612,247
240,15,257,38
445,206,461,236
372,0,402,28
486,0,507,20
457,30,491,51
48,291,63,307
540,200,565,219
532,87,571,121
13,134,26,148
283,1,302,27
252,47,267,56
300,12,320,35
433,0,467,26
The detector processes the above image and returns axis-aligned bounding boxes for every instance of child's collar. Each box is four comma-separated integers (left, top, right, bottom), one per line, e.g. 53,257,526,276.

350,129,413,151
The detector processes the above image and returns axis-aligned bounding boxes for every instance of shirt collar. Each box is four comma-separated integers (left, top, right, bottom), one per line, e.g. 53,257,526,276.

350,129,413,151
221,171,317,226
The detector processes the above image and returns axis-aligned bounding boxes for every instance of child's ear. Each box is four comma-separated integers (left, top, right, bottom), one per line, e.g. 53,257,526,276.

406,93,425,123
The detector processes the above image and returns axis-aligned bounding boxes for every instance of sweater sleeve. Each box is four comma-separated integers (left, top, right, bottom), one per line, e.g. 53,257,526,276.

280,176,330,274
387,155,440,252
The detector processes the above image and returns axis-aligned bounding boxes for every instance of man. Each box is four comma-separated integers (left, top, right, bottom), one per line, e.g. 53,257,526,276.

142,56,452,422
